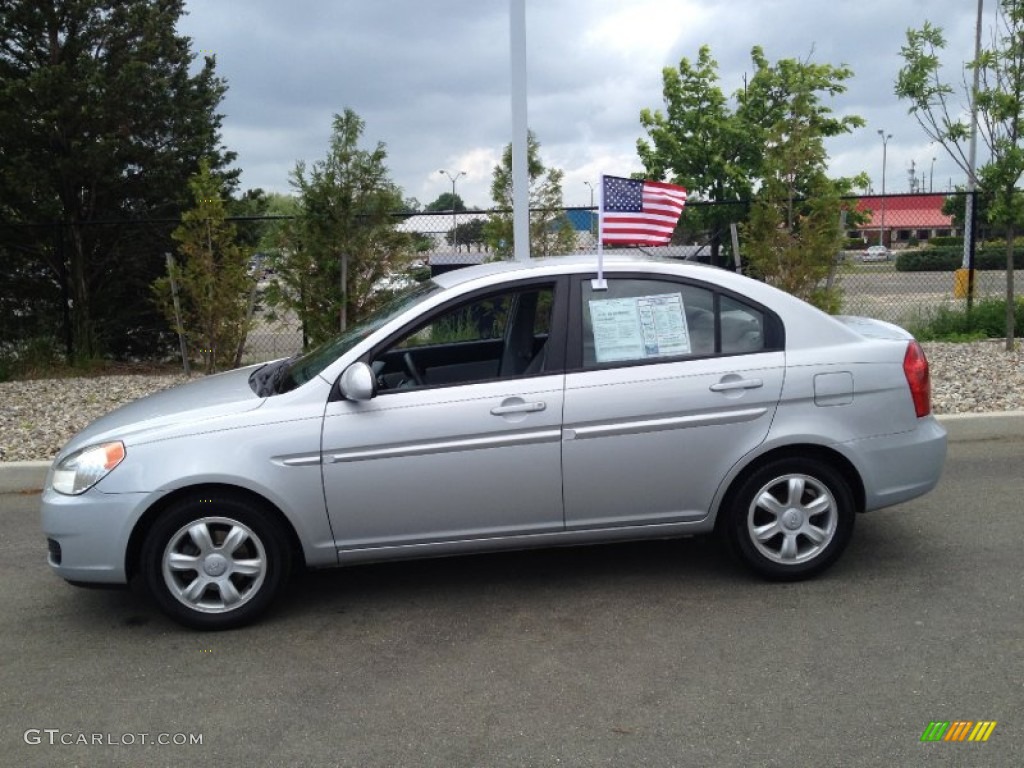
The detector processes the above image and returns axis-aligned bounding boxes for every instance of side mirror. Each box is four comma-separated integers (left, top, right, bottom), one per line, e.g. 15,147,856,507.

338,362,375,401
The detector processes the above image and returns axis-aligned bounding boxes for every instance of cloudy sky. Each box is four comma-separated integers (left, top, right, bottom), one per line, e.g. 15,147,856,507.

176,0,983,210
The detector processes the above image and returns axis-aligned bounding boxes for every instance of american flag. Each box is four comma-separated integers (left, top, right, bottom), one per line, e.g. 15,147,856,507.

601,175,687,246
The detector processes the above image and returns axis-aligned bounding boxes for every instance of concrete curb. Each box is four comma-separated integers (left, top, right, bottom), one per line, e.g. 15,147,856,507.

0,461,51,494
2,411,1023,494
932,410,1024,443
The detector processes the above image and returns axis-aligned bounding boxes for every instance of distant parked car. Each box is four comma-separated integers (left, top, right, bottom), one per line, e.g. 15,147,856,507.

41,254,947,629
861,245,890,262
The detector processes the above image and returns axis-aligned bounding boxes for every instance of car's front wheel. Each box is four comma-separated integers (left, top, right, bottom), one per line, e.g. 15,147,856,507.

723,458,855,580
140,493,291,630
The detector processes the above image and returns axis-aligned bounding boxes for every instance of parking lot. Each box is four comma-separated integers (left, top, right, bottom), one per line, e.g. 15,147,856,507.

838,265,1023,326
1,428,1021,767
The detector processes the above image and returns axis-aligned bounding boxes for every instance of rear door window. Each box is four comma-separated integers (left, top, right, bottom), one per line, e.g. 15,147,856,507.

577,277,775,368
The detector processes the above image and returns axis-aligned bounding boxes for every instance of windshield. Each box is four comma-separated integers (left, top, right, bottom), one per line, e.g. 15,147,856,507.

283,280,443,389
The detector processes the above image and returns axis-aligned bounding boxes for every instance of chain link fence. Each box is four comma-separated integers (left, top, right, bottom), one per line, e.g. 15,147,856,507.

834,191,1011,329
3,191,1014,372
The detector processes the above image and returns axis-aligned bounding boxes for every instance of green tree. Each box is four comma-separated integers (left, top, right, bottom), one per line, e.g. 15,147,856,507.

738,47,863,147
154,161,254,373
484,131,576,259
243,192,299,275
638,45,863,266
743,89,845,311
896,2,1024,348
0,0,234,359
270,109,412,346
447,218,487,252
228,187,271,255
638,46,749,265
425,192,467,212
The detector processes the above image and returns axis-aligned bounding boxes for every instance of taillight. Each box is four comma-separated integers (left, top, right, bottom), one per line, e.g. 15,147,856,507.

903,341,931,417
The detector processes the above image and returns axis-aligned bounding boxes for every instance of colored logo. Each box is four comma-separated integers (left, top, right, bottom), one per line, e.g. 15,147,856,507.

921,721,997,742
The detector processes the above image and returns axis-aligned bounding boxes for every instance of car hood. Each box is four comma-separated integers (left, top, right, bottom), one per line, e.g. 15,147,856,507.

58,365,266,458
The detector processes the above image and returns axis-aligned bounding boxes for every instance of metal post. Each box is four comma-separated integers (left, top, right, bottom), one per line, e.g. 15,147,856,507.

439,170,465,253
510,0,530,262
56,222,72,362
165,253,190,377
963,0,983,275
967,189,977,311
340,252,348,332
584,181,596,237
877,130,891,247
234,280,259,368
730,222,742,273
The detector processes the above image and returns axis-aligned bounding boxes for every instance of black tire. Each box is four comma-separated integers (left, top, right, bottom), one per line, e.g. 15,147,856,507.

722,458,855,581
140,493,291,630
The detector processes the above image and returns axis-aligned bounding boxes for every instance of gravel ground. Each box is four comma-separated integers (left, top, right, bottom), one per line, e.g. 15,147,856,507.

1,340,1022,463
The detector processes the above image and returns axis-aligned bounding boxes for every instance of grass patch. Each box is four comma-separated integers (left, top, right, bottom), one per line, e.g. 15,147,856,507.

906,297,1024,341
1,337,183,382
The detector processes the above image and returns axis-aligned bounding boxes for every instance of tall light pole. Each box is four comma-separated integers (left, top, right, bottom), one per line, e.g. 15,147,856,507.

439,169,465,252
878,130,891,247
583,180,595,208
930,156,936,193
583,181,596,237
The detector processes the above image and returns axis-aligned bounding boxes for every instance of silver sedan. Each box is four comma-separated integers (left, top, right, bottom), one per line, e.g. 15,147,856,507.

41,255,947,629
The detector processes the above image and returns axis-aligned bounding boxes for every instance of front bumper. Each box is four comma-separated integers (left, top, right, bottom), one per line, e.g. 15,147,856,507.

40,486,153,584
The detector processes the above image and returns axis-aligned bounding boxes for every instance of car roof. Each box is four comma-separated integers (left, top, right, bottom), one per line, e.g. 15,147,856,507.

430,252,723,289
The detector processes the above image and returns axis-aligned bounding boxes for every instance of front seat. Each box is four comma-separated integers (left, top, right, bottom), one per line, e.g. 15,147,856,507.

498,291,540,377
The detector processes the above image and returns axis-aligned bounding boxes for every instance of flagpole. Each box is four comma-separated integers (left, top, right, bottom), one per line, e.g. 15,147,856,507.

593,175,607,290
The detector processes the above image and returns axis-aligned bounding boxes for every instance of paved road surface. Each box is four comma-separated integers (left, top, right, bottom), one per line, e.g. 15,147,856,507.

1,434,1021,767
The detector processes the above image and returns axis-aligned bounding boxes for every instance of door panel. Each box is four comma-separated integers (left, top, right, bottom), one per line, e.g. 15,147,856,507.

562,275,784,528
562,355,784,529
322,375,566,550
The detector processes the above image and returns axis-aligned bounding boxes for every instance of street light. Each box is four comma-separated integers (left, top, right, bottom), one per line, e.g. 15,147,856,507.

930,157,936,193
439,169,466,252
878,130,892,247
583,181,597,237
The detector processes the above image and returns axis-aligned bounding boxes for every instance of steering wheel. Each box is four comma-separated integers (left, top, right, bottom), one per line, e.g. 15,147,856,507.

402,352,425,386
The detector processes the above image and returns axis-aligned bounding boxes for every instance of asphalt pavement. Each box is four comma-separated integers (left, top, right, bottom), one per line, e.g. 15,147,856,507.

1,414,1021,767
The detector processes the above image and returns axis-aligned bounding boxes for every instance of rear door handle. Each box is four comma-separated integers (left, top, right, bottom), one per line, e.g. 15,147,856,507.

490,401,546,415
709,378,763,392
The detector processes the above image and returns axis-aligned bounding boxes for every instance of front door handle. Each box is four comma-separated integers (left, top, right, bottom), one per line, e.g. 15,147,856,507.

490,401,546,416
709,378,763,392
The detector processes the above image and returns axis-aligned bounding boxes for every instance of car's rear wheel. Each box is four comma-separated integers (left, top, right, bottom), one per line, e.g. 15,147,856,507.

141,494,290,630
723,458,854,580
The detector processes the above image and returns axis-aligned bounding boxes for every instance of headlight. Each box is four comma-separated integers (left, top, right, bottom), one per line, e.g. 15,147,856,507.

51,441,126,495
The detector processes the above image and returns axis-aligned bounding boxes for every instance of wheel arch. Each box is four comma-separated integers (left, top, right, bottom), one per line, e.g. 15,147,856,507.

125,483,306,583
715,444,866,530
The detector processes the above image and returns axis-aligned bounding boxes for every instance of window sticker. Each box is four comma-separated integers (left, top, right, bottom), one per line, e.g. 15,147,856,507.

589,293,691,363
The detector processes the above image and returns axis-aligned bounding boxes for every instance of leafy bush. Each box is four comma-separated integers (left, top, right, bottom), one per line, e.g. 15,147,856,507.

0,336,63,382
896,250,961,271
896,244,1024,271
906,297,1024,341
928,236,962,247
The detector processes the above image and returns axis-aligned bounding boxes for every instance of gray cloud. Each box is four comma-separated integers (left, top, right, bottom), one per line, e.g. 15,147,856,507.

179,0,983,208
